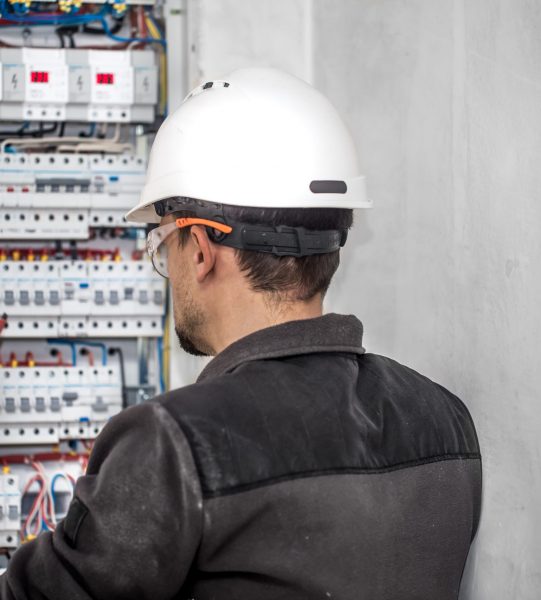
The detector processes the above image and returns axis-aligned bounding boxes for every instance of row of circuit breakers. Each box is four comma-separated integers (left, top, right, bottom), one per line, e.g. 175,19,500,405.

0,149,167,337
0,152,146,236
1,363,122,444
0,259,166,337
0,48,158,122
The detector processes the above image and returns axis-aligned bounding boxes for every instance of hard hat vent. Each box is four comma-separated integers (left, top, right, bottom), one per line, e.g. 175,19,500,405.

310,180,347,194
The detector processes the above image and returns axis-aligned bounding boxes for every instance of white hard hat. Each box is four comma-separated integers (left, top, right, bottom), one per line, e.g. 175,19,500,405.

126,67,370,224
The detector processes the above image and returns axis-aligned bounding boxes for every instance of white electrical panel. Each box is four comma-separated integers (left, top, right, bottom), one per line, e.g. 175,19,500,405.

0,474,21,548
0,153,146,238
0,1,168,561
0,48,158,123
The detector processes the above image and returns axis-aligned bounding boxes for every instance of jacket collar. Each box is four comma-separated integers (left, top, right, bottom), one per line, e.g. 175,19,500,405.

197,313,365,382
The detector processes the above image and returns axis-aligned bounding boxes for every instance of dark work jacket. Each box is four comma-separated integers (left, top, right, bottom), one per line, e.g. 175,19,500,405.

0,314,482,600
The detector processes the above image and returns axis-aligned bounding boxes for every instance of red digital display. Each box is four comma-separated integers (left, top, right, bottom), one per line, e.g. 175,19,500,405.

96,73,115,85
31,71,49,84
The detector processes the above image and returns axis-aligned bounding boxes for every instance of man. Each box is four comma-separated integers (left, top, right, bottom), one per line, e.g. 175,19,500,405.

1,68,481,599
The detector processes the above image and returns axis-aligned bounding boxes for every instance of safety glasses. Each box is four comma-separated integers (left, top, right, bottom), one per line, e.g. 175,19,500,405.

146,218,233,278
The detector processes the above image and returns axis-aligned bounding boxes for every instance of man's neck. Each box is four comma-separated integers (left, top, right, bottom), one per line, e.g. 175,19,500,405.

206,292,323,355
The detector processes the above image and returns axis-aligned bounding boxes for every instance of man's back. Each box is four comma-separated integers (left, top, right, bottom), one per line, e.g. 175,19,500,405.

0,314,480,600
161,314,481,599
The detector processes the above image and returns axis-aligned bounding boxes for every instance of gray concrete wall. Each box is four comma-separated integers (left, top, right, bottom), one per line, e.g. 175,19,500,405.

176,1,541,597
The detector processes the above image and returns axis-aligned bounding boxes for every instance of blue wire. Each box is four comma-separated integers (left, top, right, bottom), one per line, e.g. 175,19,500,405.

51,473,74,524
50,473,61,510
51,473,70,504
46,339,107,366
0,14,106,27
46,339,77,366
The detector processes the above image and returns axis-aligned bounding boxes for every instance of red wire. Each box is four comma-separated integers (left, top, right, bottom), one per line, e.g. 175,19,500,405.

17,461,83,538
35,361,72,367
22,473,42,496
21,474,45,539
0,314,7,336
1,453,87,466
31,462,57,531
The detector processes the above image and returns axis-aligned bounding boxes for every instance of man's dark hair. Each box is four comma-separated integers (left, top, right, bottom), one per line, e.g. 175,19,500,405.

175,204,353,302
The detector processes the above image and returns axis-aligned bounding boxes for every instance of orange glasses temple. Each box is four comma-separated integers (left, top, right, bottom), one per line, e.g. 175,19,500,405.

175,218,233,234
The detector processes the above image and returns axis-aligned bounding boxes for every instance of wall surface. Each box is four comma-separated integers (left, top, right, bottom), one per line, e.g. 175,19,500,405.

174,1,541,598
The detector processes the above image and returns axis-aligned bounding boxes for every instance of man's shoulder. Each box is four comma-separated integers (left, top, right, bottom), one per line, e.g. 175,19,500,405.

359,352,480,455
154,351,479,452
359,352,471,412
359,353,463,404
150,351,479,498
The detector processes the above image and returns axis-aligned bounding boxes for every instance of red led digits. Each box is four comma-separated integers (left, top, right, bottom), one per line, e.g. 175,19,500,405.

96,73,115,85
30,71,49,83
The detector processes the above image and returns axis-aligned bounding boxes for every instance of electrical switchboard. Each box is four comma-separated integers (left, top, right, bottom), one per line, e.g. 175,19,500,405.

0,0,169,556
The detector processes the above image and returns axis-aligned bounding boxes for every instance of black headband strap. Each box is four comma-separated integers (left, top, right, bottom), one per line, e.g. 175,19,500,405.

154,197,348,257
210,221,347,257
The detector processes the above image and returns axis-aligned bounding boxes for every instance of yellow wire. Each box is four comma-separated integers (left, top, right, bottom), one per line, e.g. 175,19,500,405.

145,15,167,115
143,14,169,388
145,16,160,39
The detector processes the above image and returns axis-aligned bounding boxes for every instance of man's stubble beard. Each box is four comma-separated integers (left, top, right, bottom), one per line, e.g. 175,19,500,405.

174,292,212,357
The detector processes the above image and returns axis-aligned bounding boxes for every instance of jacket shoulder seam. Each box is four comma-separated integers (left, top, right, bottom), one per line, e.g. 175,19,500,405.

203,453,481,499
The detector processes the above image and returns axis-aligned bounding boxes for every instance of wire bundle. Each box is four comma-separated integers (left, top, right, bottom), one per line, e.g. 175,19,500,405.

20,461,76,541
0,0,166,48
0,0,108,27
1,122,135,154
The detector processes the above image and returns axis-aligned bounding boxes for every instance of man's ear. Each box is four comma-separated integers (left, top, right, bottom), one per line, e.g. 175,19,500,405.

190,225,217,282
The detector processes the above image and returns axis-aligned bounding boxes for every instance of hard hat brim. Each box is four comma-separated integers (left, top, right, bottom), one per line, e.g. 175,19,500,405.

125,173,372,224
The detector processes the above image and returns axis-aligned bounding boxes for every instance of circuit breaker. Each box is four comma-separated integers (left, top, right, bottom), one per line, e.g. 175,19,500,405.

0,48,158,123
0,474,21,548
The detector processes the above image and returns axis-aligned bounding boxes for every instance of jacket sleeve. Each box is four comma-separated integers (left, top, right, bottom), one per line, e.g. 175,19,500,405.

0,401,203,600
